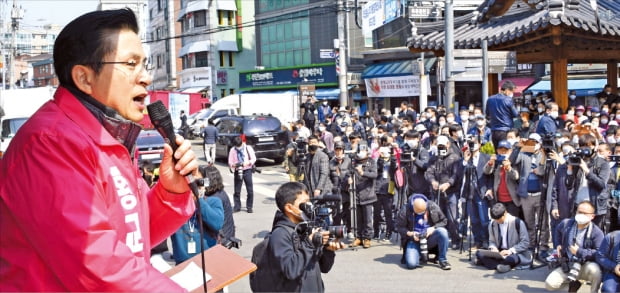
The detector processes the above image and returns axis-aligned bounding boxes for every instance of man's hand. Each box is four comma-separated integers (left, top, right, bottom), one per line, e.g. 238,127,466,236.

579,159,590,175
489,247,499,252
314,189,321,197
569,243,579,255
614,264,620,277
325,239,347,251
485,189,494,199
426,227,436,238
159,135,198,194
551,209,560,219
502,159,512,172
438,183,450,192
463,150,471,161
431,181,439,190
556,245,562,258
356,165,364,175
500,250,512,257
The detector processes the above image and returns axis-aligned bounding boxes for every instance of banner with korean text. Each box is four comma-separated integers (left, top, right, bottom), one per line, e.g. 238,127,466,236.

364,75,430,97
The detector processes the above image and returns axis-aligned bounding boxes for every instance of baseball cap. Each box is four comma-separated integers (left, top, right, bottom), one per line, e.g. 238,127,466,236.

528,133,542,144
520,107,529,113
497,140,512,149
339,106,347,112
334,141,345,149
591,107,600,113
576,105,585,111
414,124,427,132
475,114,485,120
437,135,450,146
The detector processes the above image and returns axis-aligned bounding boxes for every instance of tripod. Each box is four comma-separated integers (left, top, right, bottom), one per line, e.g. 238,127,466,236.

459,156,480,261
530,155,554,270
348,161,359,242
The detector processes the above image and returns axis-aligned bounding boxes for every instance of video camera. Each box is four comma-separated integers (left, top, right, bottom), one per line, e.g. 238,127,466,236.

541,133,557,154
400,143,418,163
298,194,347,247
568,147,593,166
294,137,308,161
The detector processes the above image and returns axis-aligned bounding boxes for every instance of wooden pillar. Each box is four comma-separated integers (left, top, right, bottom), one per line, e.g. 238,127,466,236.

488,73,499,95
608,61,618,94
551,57,568,111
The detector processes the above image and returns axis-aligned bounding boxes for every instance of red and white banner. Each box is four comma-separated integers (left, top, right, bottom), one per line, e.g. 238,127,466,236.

364,75,430,97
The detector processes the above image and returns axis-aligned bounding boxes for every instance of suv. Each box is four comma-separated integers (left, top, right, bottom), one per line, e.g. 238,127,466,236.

214,115,287,164
136,129,165,166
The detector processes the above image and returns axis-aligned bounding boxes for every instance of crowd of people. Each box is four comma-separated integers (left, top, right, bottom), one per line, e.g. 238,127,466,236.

278,82,620,291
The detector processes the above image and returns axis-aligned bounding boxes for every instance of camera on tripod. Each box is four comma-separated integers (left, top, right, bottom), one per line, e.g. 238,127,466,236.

294,137,308,161
298,194,347,247
400,143,418,163
541,133,557,154
568,147,593,166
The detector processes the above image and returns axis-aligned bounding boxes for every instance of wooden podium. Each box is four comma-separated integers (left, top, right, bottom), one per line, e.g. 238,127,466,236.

164,245,257,293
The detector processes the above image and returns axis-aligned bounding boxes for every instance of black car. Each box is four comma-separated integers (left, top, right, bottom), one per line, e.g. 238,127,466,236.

214,115,287,164
136,129,165,166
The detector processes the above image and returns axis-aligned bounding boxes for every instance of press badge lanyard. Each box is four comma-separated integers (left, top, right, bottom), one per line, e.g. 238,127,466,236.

187,215,197,254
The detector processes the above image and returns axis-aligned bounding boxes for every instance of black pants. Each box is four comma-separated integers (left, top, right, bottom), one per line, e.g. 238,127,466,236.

334,198,352,232
373,194,394,236
356,204,374,240
500,200,521,219
491,130,508,150
233,169,254,210
304,119,316,132
477,251,520,270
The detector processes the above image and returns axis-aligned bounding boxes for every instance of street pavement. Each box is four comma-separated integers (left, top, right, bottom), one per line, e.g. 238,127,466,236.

188,141,593,293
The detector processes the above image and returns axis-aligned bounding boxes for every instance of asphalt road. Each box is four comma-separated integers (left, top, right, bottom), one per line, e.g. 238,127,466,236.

188,141,593,293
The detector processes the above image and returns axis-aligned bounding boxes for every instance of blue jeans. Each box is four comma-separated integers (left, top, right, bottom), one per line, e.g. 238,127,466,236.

602,272,619,293
404,227,449,269
467,197,490,245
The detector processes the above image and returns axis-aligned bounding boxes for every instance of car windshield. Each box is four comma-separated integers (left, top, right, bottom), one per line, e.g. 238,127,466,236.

243,117,281,135
195,109,215,120
137,130,165,146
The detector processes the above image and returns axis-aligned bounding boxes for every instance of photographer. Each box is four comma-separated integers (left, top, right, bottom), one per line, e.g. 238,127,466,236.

228,136,257,213
283,132,304,182
461,136,493,249
255,182,345,292
545,202,603,293
426,135,463,248
551,142,577,249
485,140,521,218
607,144,620,232
566,134,611,228
395,194,451,270
374,147,397,241
595,230,620,293
402,130,430,197
304,135,333,198
330,142,353,238
350,149,378,249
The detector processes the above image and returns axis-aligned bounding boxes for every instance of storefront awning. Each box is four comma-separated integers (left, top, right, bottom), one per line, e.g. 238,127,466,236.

362,58,436,79
217,40,238,52
217,0,237,11
315,86,358,100
499,77,536,96
177,1,209,21
178,40,210,57
527,76,616,97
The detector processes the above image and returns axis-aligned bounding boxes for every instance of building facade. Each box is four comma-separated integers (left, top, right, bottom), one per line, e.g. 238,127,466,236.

31,58,58,87
146,0,181,90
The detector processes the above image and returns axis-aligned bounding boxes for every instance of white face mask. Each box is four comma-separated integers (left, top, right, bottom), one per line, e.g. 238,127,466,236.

476,120,485,127
461,115,469,121
567,110,575,116
534,144,541,152
569,95,576,100
606,91,612,95
447,117,455,124
406,140,418,148
575,214,590,225
562,146,572,155
323,102,328,106
608,136,616,144
507,138,518,146
472,144,480,151
550,111,559,119
439,121,446,126
537,107,544,113
319,126,326,132
507,93,514,98
601,119,609,124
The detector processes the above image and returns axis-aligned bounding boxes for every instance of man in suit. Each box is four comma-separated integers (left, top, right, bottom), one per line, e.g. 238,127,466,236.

474,203,531,273
484,140,521,218
461,136,493,249
304,135,332,198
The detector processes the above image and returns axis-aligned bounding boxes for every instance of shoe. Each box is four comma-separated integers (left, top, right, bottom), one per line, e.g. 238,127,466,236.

351,238,362,247
439,260,452,270
347,232,355,240
247,208,253,213
373,233,380,240
383,233,392,241
451,243,460,250
363,239,371,248
496,264,511,273
233,207,241,213
471,253,479,265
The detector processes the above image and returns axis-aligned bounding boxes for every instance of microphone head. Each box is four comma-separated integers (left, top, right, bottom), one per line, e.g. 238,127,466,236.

147,101,170,123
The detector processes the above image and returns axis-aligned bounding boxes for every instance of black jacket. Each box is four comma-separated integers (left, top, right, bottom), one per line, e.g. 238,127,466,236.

376,157,396,195
210,190,236,243
260,211,335,292
405,147,431,195
425,152,462,196
353,159,378,205
395,200,447,246
566,155,611,216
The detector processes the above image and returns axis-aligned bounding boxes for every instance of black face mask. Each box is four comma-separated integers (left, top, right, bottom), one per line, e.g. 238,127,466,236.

309,145,319,152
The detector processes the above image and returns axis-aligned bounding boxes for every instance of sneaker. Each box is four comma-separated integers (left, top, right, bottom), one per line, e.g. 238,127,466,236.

351,238,362,247
451,243,460,250
439,260,452,270
247,208,253,213
383,233,392,241
373,233,380,240
347,232,355,240
363,239,371,248
233,207,241,213
496,264,512,273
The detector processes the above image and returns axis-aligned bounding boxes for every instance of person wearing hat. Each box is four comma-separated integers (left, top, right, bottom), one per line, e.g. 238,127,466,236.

535,102,560,137
513,107,533,138
486,80,519,149
514,132,550,256
484,140,521,219
334,106,351,136
329,141,353,239
425,135,463,248
349,148,378,249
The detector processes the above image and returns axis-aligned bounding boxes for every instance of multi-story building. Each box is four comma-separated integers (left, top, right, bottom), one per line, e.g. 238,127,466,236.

98,0,149,41
31,57,58,87
146,0,181,90
173,0,256,101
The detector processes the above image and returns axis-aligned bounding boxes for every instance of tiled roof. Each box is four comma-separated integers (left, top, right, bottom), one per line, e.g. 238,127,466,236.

408,0,620,52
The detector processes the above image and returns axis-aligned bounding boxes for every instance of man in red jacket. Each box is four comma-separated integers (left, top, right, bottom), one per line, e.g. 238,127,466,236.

0,9,198,292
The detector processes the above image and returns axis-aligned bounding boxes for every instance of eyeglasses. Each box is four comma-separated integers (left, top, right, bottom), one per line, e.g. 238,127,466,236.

93,59,153,74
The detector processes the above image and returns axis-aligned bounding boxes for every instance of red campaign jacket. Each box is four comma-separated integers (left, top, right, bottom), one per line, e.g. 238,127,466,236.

0,87,195,291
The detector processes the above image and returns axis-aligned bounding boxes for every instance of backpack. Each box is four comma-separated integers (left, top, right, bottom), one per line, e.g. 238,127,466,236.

249,224,299,292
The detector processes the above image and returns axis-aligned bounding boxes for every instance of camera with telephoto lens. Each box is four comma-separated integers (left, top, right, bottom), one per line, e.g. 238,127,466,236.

417,231,428,263
234,163,244,180
565,255,582,282
568,147,593,166
298,194,347,247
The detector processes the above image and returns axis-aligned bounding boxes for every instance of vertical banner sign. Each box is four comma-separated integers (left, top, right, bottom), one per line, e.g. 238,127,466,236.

335,50,340,74
236,0,243,52
361,0,384,48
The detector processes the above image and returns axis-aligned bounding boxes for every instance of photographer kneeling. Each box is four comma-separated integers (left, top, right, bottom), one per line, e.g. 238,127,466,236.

546,201,603,293
254,182,345,292
395,194,451,270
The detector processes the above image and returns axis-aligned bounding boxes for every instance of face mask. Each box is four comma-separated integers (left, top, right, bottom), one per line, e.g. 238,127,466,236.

569,95,576,100
438,146,448,157
607,136,616,144
601,119,609,124
309,145,319,152
496,154,506,162
534,144,541,152
447,118,454,124
469,106,474,111
439,121,446,127
550,111,559,119
507,93,514,98
406,140,418,148
603,108,609,113
318,126,326,132
537,107,544,113
472,144,480,151
457,132,464,139
429,145,438,154
575,214,590,225
476,120,485,127
323,102,328,106
606,91,612,95
562,146,571,155
536,99,542,103
576,111,584,116
567,110,575,115
461,115,469,121
469,116,476,121
507,138,518,146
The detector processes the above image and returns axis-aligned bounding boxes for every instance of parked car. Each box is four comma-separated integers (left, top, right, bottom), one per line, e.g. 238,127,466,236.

188,107,238,139
0,116,29,159
214,115,287,164
136,129,165,166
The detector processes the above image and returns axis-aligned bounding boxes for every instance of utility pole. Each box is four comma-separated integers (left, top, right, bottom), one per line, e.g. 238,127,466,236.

444,0,455,112
9,1,23,89
336,0,349,107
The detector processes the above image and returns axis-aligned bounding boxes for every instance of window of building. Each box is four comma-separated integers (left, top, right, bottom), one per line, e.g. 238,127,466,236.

220,89,226,98
195,52,209,67
218,10,234,26
229,88,234,95
259,13,310,67
157,0,162,12
194,10,207,27
183,17,190,31
149,8,153,20
219,51,234,67
156,54,162,69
